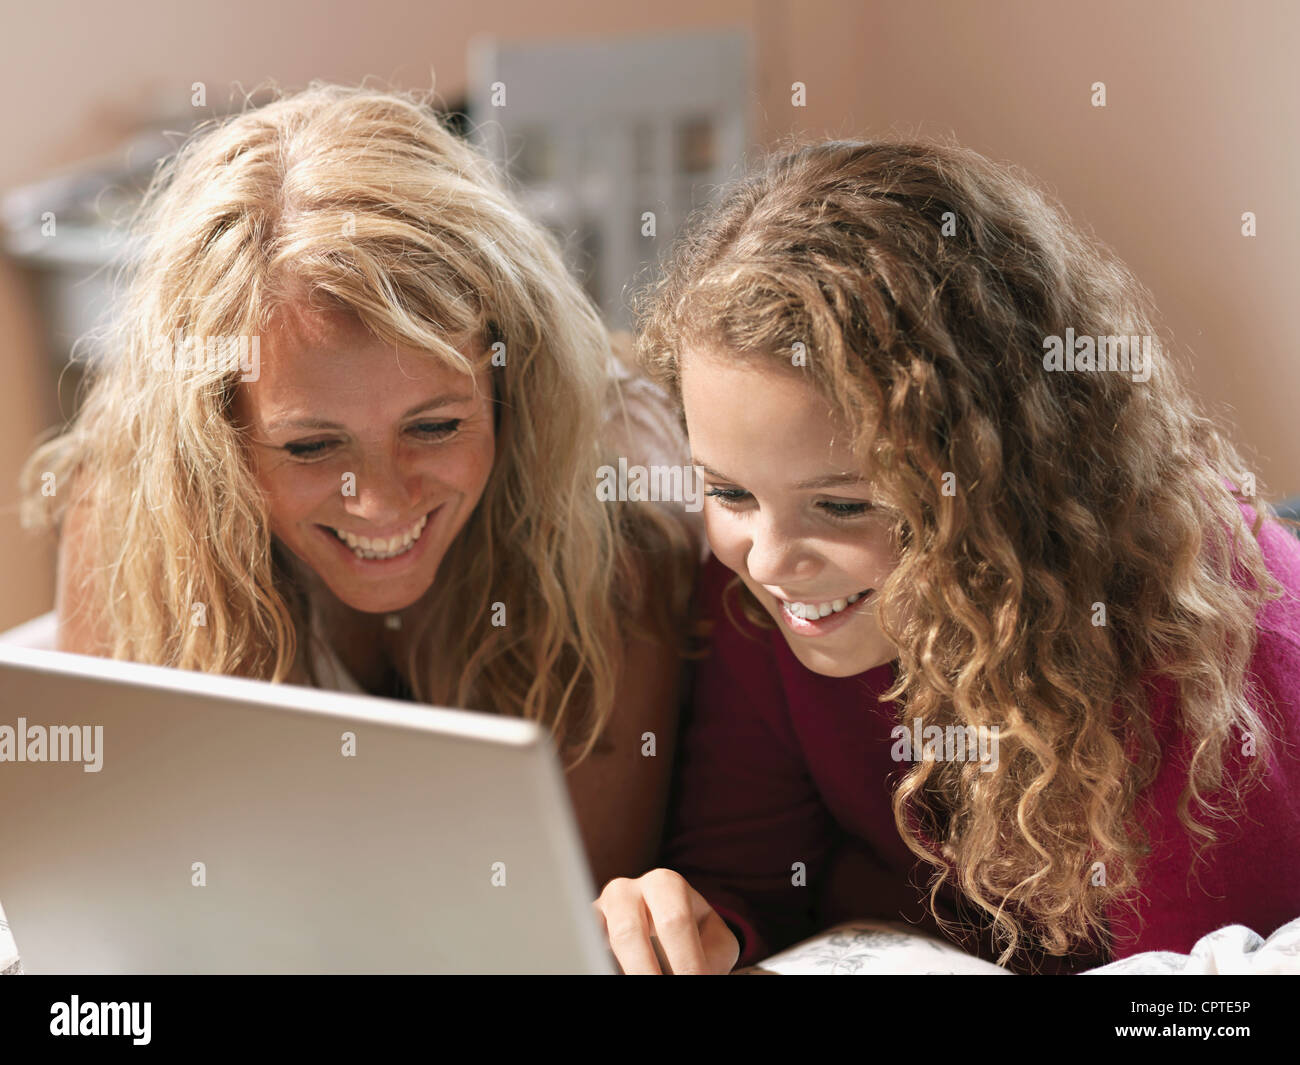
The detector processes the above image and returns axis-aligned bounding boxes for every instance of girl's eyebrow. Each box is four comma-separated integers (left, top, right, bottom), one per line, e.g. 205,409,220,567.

692,459,869,492
267,393,475,433
791,472,872,491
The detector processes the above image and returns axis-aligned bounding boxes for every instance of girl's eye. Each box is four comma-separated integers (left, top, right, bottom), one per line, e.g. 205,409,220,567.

819,500,873,519
706,488,873,520
705,487,752,509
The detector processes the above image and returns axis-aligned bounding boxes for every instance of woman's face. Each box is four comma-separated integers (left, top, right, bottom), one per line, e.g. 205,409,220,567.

235,300,495,615
680,348,901,677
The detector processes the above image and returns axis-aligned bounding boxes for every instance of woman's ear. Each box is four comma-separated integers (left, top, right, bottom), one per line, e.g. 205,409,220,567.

485,320,505,436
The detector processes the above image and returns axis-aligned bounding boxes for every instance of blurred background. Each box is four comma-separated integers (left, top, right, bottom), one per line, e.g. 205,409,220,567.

0,0,1296,631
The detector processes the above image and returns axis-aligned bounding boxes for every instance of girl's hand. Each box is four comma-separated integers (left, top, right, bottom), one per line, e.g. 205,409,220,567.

594,869,740,974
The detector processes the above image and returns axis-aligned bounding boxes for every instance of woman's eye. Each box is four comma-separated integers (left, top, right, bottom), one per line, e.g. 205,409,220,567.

410,418,462,439
284,439,336,458
819,500,873,519
705,487,752,508
281,420,461,458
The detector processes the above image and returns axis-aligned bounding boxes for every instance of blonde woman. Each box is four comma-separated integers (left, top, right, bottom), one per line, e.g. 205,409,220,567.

597,139,1300,973
21,82,699,890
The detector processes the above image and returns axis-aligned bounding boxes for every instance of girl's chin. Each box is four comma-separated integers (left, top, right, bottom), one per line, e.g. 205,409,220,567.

787,643,885,678
777,630,896,678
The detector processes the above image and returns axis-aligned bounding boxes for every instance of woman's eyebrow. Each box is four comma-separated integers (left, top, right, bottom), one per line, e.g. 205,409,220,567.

267,393,476,433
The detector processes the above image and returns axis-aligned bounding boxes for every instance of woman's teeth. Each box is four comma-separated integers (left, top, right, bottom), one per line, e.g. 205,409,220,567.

331,513,429,560
782,590,870,620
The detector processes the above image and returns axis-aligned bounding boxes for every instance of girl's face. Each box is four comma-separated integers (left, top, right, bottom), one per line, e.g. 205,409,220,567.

680,349,901,677
235,301,496,616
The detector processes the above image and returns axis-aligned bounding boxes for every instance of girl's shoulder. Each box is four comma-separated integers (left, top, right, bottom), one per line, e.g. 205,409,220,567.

689,553,790,716
1247,502,1300,647
1137,498,1300,818
693,552,774,654
691,552,898,720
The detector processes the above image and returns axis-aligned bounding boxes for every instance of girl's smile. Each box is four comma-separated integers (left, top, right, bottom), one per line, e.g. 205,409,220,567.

772,587,874,636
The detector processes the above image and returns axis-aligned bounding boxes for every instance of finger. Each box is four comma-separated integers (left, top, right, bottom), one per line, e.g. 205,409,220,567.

591,900,627,975
642,872,710,975
698,907,741,974
599,885,663,975
649,934,676,974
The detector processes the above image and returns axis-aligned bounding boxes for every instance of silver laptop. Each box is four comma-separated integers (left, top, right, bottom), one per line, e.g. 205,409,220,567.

0,645,615,974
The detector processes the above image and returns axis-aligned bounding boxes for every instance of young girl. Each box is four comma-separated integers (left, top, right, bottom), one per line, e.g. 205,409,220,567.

19,83,700,891
595,139,1300,974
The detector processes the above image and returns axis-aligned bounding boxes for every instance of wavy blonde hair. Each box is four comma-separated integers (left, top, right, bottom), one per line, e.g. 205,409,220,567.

636,138,1295,966
22,80,695,766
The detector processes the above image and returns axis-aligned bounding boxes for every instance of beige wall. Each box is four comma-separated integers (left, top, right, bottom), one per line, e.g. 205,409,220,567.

768,0,1300,497
1,0,1296,628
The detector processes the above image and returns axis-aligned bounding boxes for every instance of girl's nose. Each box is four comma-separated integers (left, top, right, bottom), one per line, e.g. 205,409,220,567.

745,521,818,589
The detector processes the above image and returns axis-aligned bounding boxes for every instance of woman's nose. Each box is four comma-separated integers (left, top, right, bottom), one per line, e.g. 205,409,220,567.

344,453,420,525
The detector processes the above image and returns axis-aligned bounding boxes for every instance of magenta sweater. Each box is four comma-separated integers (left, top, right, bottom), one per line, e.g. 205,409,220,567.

662,505,1300,973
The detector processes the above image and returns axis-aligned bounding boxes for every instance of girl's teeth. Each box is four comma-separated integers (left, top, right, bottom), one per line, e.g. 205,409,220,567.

786,590,869,620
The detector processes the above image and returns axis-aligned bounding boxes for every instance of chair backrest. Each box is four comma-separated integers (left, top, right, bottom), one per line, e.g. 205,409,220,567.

1274,496,1300,538
468,28,751,329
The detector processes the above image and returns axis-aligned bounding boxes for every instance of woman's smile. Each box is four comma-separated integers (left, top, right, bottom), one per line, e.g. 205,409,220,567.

314,506,441,570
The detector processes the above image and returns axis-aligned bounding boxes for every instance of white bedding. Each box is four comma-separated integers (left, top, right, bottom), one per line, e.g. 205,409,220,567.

5,897,1298,974
736,915,1300,975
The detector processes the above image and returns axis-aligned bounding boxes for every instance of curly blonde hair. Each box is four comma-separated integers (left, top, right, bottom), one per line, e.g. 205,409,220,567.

22,80,695,766
635,137,1294,966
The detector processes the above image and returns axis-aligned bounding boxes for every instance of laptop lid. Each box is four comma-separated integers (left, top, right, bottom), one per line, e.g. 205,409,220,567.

0,645,615,974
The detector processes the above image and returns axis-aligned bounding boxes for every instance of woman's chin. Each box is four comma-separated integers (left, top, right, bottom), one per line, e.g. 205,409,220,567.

302,555,436,616
326,566,435,614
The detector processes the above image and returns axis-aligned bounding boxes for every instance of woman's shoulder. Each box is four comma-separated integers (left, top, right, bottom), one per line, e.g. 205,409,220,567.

53,480,112,655
602,330,707,563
